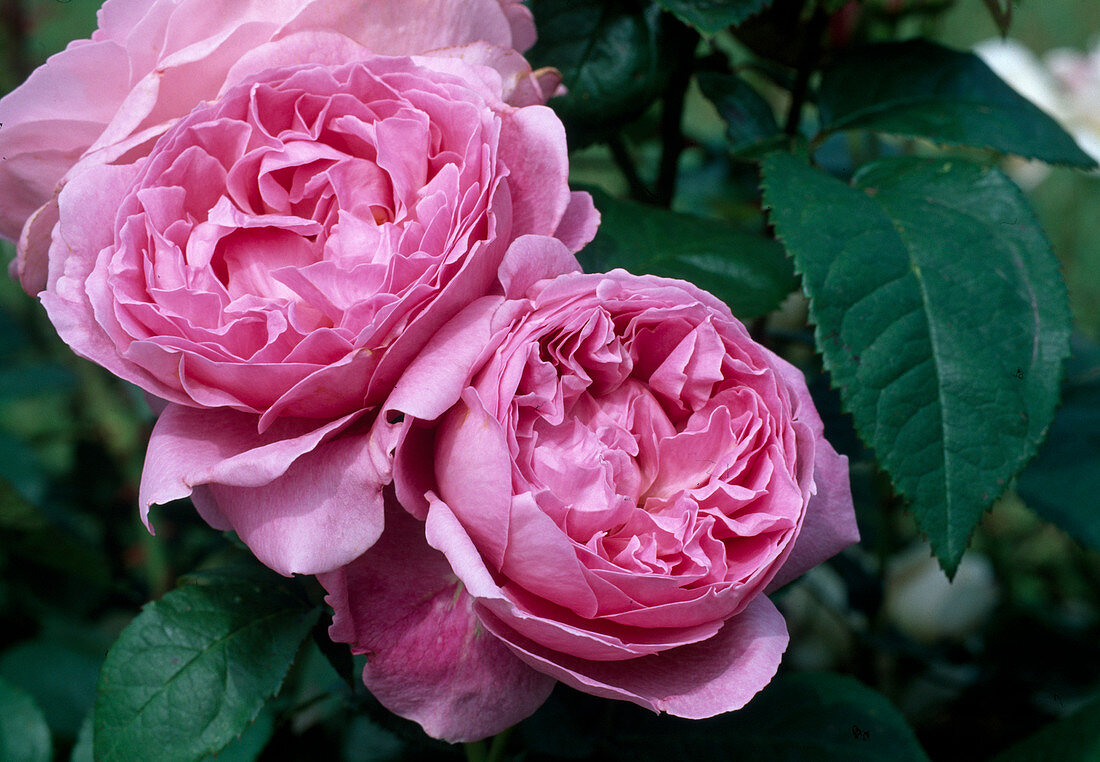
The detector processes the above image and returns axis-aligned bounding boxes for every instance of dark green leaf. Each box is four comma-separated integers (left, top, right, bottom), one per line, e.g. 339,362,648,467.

992,695,1100,762
198,709,274,762
697,71,785,157
527,0,671,146
580,187,796,319
94,569,319,762
762,153,1071,574
609,673,928,761
818,40,1096,168
0,676,51,762
656,0,773,33
1016,337,1100,550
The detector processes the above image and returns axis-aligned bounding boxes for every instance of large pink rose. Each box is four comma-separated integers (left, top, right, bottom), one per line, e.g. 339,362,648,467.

33,49,595,575
320,270,859,741
0,0,538,293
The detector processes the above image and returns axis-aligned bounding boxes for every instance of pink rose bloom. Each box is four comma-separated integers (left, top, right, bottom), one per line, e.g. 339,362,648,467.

320,270,859,742
23,18,596,575
0,0,538,293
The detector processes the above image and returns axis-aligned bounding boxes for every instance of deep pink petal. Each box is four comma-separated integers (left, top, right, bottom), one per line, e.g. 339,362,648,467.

319,501,554,742
481,595,788,718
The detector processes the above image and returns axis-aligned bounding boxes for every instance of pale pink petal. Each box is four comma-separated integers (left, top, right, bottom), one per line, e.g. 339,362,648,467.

12,200,57,295
497,235,580,299
319,502,554,742
498,106,572,238
276,0,519,56
553,191,601,253
433,389,514,569
206,430,385,576
481,595,789,718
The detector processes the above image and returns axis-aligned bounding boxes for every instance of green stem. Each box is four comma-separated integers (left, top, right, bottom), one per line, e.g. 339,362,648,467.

784,3,828,138
486,727,512,762
608,134,654,203
464,740,488,762
655,22,699,208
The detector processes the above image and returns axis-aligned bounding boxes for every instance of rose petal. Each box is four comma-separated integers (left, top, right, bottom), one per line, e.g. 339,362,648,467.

319,500,554,742
481,595,789,718
766,440,858,592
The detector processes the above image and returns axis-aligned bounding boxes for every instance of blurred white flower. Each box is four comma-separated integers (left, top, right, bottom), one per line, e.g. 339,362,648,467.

884,543,999,643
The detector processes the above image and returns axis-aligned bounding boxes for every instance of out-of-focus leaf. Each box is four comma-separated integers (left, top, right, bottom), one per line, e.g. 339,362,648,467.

0,364,78,401
579,187,796,319
71,711,93,762
94,569,319,762
1016,338,1100,550
0,676,51,762
818,40,1096,168
762,153,1071,575
697,71,785,157
0,641,101,739
527,0,671,146
609,673,928,761
656,0,774,33
992,695,1100,761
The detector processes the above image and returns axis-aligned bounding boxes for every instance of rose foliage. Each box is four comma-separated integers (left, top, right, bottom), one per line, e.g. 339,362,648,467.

0,0,859,747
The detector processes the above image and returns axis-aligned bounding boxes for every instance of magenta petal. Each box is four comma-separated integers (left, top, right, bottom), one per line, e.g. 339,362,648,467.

766,440,858,592
319,502,554,742
482,595,788,719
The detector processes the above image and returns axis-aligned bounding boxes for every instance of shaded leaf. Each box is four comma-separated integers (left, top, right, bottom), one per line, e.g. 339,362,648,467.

94,569,319,762
762,153,1071,574
1016,337,1100,550
580,187,796,319
0,676,51,762
818,40,1096,168
992,695,1100,762
527,0,671,146
656,0,774,33
697,70,785,157
608,673,928,761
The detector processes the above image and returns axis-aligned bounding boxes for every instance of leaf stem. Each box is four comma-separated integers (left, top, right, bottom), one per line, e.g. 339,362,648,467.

0,0,31,81
655,22,699,208
486,726,512,762
608,134,655,203
784,3,828,138
464,740,488,762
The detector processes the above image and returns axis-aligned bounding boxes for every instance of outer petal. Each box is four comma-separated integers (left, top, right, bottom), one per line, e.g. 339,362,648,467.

766,440,858,592
276,0,521,56
319,501,554,743
140,404,382,575
0,38,132,241
497,235,580,300
480,595,789,719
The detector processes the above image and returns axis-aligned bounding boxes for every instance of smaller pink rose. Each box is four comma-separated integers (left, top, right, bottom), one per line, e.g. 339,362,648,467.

321,270,859,741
